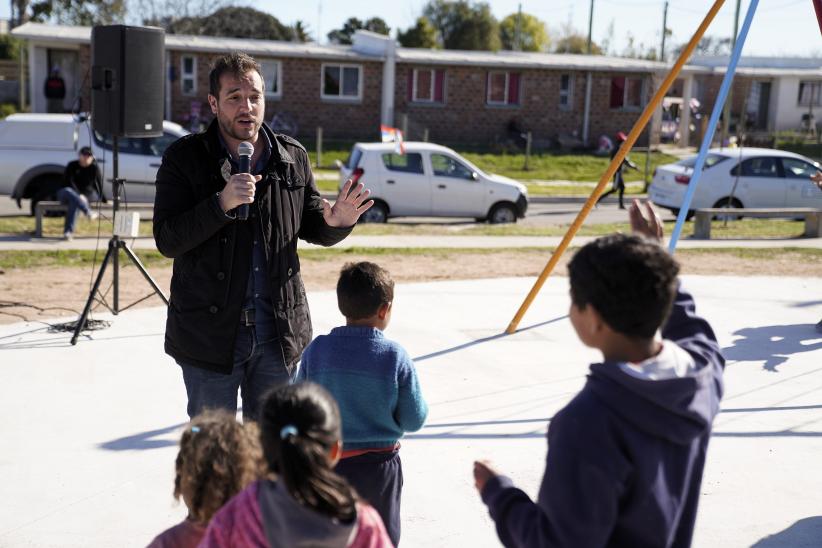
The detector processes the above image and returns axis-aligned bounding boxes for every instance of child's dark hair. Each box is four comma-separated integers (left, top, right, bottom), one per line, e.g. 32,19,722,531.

259,382,357,522
174,410,265,523
337,261,394,320
209,52,264,97
567,233,680,338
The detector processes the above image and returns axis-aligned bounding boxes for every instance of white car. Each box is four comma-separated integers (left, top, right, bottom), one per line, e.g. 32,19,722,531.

338,142,528,223
649,147,822,216
0,113,188,213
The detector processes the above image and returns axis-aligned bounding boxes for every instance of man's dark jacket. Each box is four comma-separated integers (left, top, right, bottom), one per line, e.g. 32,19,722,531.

153,120,351,374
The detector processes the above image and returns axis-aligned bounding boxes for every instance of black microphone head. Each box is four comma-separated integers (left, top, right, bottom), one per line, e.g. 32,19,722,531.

238,141,254,158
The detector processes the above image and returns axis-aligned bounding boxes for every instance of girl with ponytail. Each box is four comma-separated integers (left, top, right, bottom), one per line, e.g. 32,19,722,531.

200,382,393,547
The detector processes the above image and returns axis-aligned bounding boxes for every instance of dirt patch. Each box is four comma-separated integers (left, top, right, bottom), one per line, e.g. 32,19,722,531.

1,250,820,325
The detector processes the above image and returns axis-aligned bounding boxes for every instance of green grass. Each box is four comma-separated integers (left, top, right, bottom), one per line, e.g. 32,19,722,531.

0,216,154,238
2,245,820,270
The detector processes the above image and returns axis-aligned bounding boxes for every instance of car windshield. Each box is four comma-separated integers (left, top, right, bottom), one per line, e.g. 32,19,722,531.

345,147,363,170
676,153,729,170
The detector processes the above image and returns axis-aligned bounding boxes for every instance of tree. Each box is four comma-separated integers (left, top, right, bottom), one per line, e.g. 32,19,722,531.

327,16,391,45
161,7,294,41
554,23,602,54
673,35,732,58
397,16,439,48
499,12,549,52
292,20,311,43
422,0,500,51
28,0,127,25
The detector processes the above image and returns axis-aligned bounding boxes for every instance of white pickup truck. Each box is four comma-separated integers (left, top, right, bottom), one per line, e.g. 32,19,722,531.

0,113,188,214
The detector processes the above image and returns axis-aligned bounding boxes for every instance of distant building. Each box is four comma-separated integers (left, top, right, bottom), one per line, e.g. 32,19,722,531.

10,22,822,148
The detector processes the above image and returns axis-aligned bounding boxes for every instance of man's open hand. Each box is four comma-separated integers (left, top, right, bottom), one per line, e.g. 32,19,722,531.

322,178,374,227
811,170,822,191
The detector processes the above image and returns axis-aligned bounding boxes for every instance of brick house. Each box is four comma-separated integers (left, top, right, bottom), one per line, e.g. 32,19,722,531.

12,22,821,148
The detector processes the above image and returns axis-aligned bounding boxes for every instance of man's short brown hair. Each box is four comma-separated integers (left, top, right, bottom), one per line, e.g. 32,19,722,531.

208,52,264,98
337,262,394,320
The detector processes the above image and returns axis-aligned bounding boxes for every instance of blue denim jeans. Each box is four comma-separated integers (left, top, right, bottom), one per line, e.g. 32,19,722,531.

179,326,292,421
56,187,90,234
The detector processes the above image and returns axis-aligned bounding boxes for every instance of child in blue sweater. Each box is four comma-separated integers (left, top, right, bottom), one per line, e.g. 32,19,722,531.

297,261,428,546
474,200,725,548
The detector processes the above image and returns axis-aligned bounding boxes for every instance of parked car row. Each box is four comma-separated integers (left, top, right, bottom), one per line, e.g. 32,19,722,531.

0,113,189,213
649,147,822,216
338,142,529,223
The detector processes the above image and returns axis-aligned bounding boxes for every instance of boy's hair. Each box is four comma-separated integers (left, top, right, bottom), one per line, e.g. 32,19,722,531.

567,233,680,338
209,52,264,98
259,382,357,522
174,410,264,523
336,262,394,320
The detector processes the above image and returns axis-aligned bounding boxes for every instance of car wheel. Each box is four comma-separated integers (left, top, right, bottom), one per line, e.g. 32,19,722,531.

360,201,388,223
712,197,744,221
488,203,517,224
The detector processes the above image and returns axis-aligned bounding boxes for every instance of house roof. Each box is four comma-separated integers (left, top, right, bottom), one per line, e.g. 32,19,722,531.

10,22,374,62
395,48,669,73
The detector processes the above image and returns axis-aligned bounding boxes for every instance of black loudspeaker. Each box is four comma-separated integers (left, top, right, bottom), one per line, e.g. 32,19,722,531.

91,25,164,137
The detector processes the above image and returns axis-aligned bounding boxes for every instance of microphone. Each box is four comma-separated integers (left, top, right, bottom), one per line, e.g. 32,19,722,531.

237,141,254,221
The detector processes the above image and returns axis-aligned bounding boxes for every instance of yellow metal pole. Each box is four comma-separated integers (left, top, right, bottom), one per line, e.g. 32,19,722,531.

505,0,727,334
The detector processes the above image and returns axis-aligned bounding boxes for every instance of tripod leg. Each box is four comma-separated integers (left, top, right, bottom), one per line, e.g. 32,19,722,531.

70,240,115,345
120,242,170,305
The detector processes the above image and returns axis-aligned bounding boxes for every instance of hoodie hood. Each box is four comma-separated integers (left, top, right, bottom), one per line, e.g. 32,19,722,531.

259,480,357,548
587,341,721,445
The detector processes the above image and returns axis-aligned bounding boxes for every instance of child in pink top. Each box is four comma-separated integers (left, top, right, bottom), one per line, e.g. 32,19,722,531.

147,410,264,548
201,382,393,547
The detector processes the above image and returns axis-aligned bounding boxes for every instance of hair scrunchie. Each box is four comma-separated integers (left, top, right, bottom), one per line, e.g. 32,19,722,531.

279,425,298,440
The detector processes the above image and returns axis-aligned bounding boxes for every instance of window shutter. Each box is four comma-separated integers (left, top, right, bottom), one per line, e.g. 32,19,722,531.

434,70,444,102
407,70,414,102
507,73,520,105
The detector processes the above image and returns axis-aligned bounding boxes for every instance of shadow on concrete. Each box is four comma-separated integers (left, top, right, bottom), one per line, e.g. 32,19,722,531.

790,299,822,308
721,404,822,413
414,315,568,363
425,417,551,429
750,516,822,547
713,431,822,438
99,422,187,451
722,323,822,372
406,431,546,440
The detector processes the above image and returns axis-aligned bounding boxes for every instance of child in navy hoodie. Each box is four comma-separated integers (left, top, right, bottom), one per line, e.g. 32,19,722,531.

474,200,725,548
297,261,428,546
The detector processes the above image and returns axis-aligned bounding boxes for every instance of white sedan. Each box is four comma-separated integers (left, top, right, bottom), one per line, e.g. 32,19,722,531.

648,148,822,216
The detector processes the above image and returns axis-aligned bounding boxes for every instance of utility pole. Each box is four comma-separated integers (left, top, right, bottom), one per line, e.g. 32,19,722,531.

317,1,322,44
587,0,595,54
720,0,742,147
516,3,523,51
660,0,669,61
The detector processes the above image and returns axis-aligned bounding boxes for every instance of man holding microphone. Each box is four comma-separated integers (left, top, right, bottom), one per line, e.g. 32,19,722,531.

153,53,372,420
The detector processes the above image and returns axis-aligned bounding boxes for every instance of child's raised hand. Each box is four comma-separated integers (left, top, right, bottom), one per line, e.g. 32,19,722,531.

629,199,664,242
473,460,500,494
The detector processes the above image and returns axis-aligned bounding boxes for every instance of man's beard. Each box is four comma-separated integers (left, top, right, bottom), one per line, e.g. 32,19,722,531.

218,112,260,142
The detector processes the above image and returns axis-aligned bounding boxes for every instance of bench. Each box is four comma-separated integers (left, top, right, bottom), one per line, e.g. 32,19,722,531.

693,207,822,239
34,200,155,238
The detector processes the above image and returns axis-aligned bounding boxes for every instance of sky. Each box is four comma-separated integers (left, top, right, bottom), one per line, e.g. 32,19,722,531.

2,0,820,57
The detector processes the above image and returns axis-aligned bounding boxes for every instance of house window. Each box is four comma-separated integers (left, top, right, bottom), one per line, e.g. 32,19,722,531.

322,64,362,100
410,69,445,103
559,74,573,110
259,60,282,99
486,71,520,106
610,76,644,109
798,81,822,106
181,56,196,96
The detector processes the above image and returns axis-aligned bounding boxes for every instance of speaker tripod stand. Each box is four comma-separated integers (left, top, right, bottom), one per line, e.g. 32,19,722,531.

70,136,168,345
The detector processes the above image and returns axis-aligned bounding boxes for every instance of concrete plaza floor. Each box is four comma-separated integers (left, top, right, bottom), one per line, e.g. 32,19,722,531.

1,275,821,547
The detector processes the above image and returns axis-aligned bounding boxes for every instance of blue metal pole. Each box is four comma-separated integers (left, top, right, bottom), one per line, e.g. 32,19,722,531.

668,0,759,253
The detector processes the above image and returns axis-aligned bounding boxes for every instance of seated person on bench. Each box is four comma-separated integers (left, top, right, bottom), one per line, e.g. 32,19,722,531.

57,146,106,240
